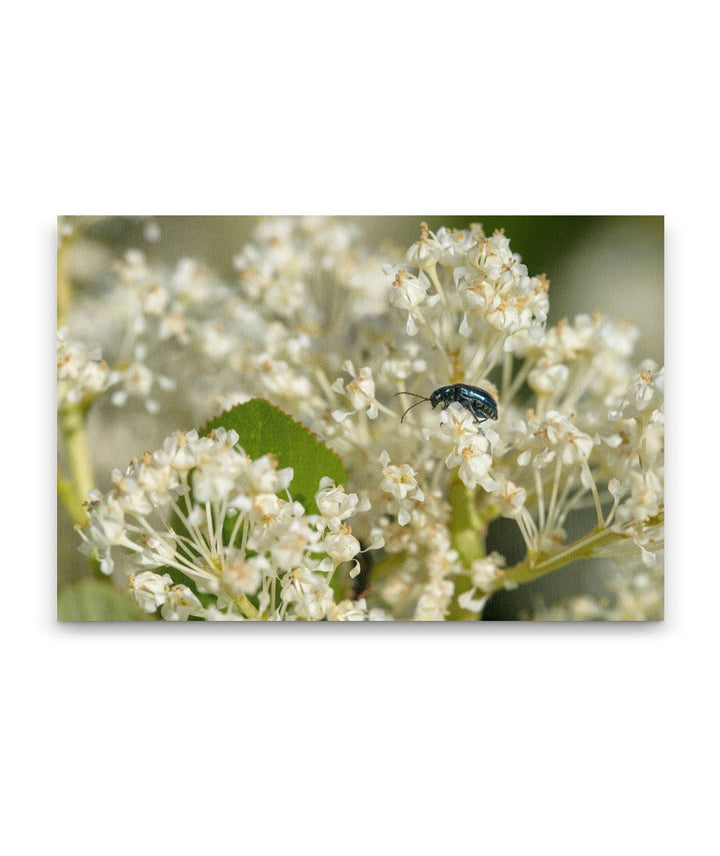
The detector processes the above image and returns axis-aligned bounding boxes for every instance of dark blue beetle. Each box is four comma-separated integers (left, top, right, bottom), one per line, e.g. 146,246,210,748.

395,384,498,424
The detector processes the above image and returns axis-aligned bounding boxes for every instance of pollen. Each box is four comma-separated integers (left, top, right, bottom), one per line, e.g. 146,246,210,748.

535,273,550,292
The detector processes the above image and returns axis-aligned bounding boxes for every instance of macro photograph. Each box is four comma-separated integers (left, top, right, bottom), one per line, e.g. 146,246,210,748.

56,215,664,621
11,3,718,854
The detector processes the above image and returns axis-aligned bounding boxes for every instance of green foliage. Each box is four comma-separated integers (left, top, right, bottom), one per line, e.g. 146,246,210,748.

57,579,153,621
202,399,346,513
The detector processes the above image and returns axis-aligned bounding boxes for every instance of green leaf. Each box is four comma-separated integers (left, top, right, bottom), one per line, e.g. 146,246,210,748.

58,579,154,621
201,399,346,514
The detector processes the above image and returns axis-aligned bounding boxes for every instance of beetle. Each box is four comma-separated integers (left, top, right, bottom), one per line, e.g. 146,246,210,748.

394,384,498,424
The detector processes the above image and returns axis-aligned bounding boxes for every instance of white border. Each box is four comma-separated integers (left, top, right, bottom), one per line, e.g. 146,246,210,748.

5,2,715,853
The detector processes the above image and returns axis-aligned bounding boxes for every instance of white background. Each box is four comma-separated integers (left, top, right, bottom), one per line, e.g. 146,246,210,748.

3,1,717,854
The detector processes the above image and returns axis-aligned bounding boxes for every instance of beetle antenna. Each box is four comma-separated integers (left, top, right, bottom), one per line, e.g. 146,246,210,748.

393,391,431,422
399,399,430,422
392,391,428,400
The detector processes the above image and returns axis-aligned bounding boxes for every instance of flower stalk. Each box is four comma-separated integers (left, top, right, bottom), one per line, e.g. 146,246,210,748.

500,511,664,588
59,401,95,526
448,476,491,620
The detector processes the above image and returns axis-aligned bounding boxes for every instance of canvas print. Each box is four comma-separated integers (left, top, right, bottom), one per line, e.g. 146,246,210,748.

57,216,664,621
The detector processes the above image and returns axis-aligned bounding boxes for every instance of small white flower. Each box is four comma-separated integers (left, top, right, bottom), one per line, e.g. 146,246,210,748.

457,589,488,614
245,454,293,495
437,402,481,439
542,317,587,362
435,226,480,268
486,295,520,332
161,585,203,621
561,424,595,465
251,493,282,523
110,346,175,413
405,222,441,271
222,553,268,597
141,283,169,316
158,311,191,343
57,329,111,404
495,481,527,517
446,434,493,490
197,322,237,359
171,258,214,302
469,552,506,590
280,568,335,621
629,361,664,414
193,446,249,503
136,533,178,569
324,524,361,564
378,452,422,500
529,361,570,397
378,451,424,525
315,477,369,522
385,265,431,335
519,412,594,468
615,471,662,527
131,571,172,613
414,578,454,621
327,599,368,621
331,361,379,420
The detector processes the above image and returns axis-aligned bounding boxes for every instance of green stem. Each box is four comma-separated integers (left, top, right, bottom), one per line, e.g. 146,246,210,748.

57,243,72,325
449,476,485,565
235,594,259,619
59,402,95,525
501,512,664,587
57,221,86,326
57,468,86,526
448,475,486,620
57,220,106,578
502,351,513,398
58,221,93,525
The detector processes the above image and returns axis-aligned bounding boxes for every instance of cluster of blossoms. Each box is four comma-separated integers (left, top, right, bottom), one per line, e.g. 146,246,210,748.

57,327,111,405
57,327,175,415
64,217,664,620
59,217,394,422
77,427,385,620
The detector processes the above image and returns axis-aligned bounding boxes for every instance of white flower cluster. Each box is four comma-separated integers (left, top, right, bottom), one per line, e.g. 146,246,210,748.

337,221,662,618
61,217,401,424
57,326,175,414
77,428,382,620
64,217,664,620
425,403,499,491
57,328,111,405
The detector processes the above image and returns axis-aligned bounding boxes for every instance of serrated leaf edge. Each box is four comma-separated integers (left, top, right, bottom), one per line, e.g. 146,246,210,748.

198,398,347,478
